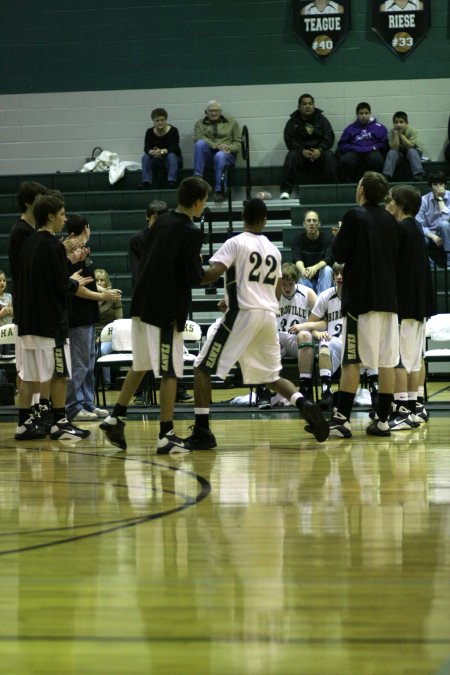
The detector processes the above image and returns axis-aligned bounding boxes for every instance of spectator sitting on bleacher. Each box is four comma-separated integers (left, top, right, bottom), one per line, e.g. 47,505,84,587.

140,108,182,189
193,100,241,203
280,93,337,200
337,102,388,183
416,171,450,267
291,210,334,294
383,111,426,182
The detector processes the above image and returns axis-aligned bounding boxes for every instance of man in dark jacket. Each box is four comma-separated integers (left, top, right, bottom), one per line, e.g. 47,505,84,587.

280,94,337,199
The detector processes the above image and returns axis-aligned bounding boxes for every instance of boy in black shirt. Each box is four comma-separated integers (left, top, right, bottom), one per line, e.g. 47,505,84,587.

329,171,401,438
385,184,433,429
100,177,210,453
15,193,92,441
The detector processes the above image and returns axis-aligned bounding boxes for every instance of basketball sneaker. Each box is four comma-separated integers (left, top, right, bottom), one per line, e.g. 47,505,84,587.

50,418,91,440
38,404,54,434
184,425,217,450
328,411,352,438
414,402,429,423
156,430,190,455
389,405,419,431
100,416,127,450
319,390,334,411
366,419,390,436
301,399,329,442
15,417,47,441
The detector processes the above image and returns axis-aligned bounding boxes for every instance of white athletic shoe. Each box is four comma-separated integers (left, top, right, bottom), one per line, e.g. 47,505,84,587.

74,409,98,421
92,407,109,418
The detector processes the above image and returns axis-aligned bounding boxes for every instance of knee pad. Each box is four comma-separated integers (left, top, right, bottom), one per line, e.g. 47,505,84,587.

297,341,315,350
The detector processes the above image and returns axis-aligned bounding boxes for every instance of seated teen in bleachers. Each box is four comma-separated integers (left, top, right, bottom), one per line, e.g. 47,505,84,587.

277,263,318,401
416,171,450,267
291,210,334,294
337,102,388,183
383,111,426,182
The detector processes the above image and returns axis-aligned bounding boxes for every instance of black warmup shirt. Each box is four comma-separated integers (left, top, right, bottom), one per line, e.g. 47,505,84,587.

130,211,204,331
333,204,400,317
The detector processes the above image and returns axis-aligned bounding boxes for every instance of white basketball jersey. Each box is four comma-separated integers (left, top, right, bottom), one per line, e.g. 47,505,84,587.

210,232,281,314
302,1,342,14
311,287,343,338
278,283,311,332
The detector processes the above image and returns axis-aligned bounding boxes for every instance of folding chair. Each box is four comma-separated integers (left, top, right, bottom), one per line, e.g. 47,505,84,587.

424,314,450,400
95,319,157,407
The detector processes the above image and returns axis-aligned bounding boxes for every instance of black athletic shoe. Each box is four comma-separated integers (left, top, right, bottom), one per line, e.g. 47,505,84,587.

319,391,334,411
176,391,194,403
257,397,272,410
301,400,329,442
184,425,217,450
33,404,53,434
100,416,127,450
415,402,429,423
15,418,47,441
156,430,190,454
256,385,272,409
366,420,391,437
328,411,352,438
50,418,91,440
389,406,419,431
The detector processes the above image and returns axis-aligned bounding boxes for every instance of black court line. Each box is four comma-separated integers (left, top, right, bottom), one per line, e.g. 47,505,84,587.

0,635,448,646
0,451,211,556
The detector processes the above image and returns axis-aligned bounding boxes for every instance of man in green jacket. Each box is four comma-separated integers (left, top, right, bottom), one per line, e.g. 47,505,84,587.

193,100,241,202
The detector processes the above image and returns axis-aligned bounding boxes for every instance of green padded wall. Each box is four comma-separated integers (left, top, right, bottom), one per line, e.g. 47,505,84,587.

1,0,448,95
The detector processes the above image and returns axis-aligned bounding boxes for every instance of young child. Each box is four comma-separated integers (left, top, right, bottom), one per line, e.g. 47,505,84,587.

0,271,13,327
383,111,426,182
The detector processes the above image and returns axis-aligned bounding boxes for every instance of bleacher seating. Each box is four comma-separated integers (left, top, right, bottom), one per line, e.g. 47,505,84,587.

0,164,448,330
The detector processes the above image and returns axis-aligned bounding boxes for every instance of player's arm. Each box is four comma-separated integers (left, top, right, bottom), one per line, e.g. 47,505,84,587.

307,288,318,311
201,262,227,285
289,314,326,334
275,277,283,301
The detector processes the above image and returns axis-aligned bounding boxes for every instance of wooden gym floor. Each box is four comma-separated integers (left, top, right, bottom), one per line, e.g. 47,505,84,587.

0,384,449,674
